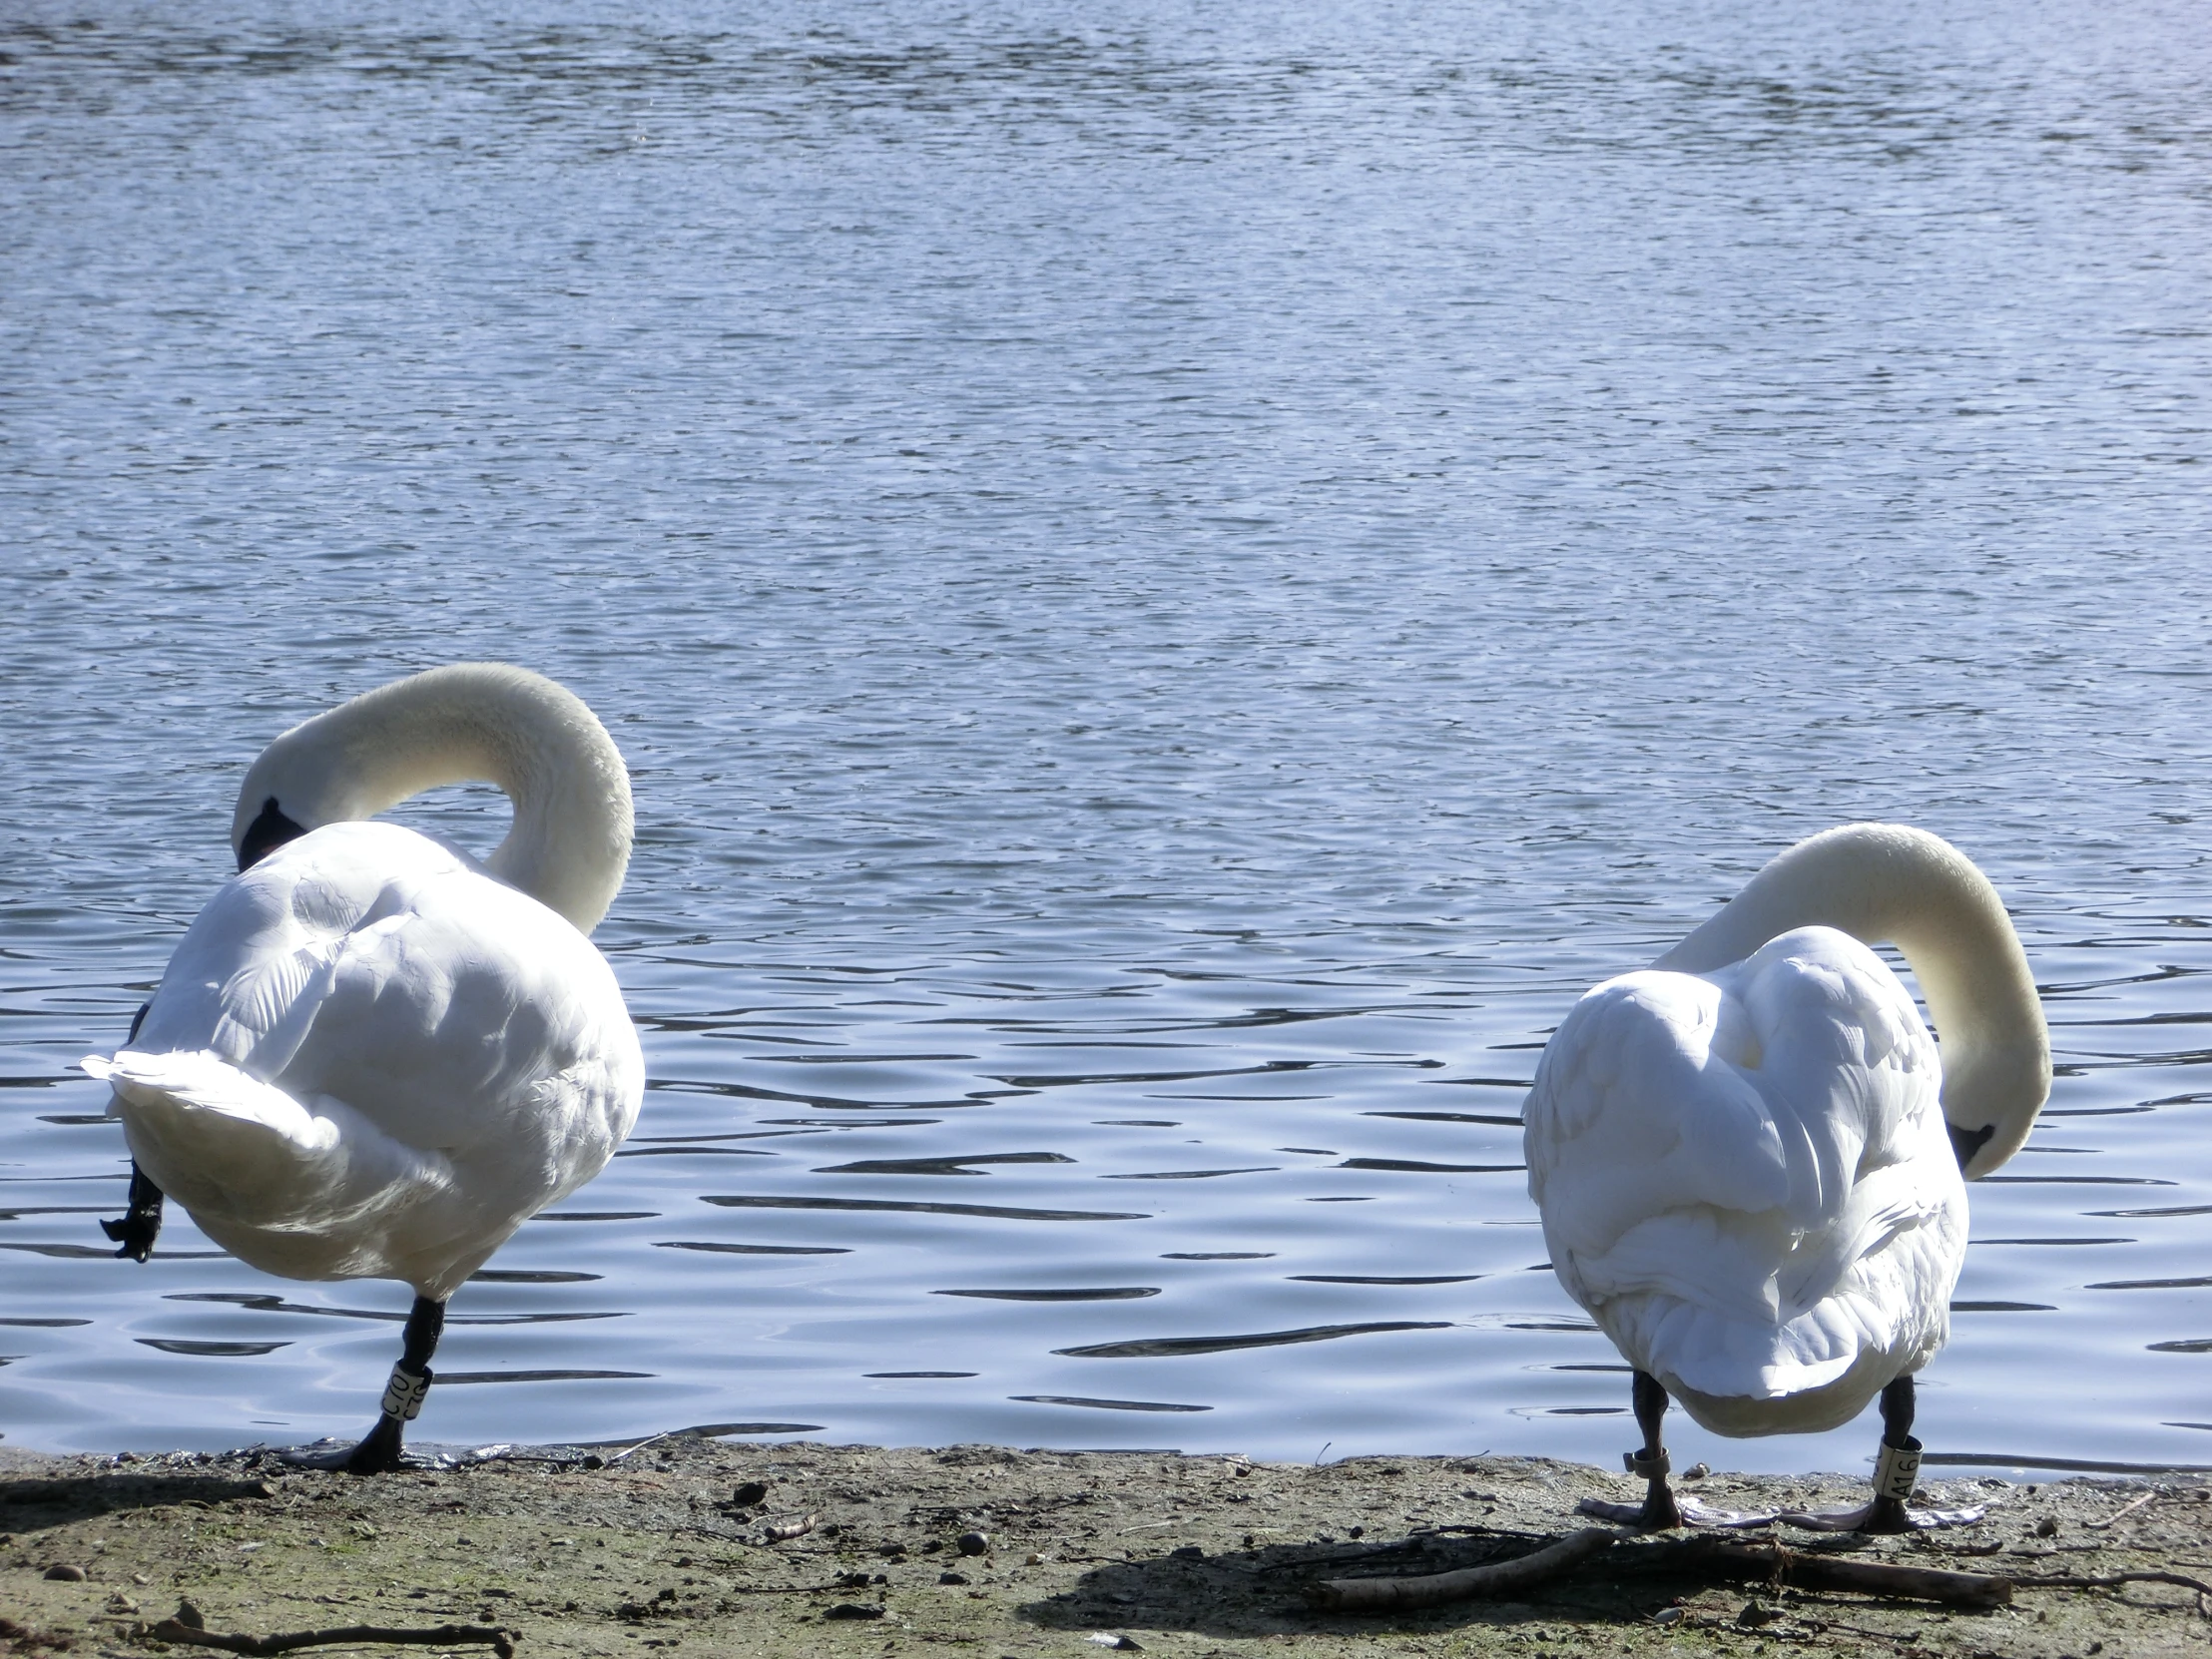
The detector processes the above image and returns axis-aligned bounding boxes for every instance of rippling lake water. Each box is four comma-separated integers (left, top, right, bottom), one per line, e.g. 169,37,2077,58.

4,0,2212,1476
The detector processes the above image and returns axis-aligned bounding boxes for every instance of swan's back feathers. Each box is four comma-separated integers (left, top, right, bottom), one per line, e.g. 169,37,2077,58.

1525,926,1966,1432
88,820,644,1297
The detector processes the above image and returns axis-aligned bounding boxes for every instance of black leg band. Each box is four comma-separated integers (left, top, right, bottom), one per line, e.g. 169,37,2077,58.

378,1297,445,1421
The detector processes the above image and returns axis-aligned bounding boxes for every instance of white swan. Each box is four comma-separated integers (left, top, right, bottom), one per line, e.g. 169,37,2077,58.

81,665,644,1472
1523,824,2049,1531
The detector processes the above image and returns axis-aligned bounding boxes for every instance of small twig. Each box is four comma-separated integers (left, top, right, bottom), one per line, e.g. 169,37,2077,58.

677,1523,746,1541
1310,1526,1623,1612
605,1430,679,1464
2009,1569,2212,1596
1803,1616,1932,1644
720,1582,874,1596
144,1619,514,1657
2085,1491,2160,1530
1421,1523,1555,1541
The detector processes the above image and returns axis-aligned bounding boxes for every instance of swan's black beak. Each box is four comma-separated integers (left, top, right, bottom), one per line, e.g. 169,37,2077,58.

1948,1120,1995,1175
237,797,308,871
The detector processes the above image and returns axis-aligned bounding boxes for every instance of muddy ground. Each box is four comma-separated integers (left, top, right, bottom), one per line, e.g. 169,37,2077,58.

5,1437,2210,1658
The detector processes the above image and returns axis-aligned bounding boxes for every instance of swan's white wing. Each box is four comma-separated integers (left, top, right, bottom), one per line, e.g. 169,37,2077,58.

1524,926,1966,1433
89,821,644,1296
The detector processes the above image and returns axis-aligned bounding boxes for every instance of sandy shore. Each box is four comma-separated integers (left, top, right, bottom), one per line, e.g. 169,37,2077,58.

6,1437,2211,1657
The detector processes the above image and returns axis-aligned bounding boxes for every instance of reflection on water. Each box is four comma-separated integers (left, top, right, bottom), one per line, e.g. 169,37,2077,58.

3,0,2212,1473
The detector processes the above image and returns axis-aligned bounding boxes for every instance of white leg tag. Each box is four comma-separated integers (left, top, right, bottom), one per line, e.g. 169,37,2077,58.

1873,1438,1922,1502
379,1365,432,1422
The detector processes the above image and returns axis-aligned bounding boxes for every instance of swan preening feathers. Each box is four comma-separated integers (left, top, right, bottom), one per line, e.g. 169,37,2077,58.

84,665,643,1472
1525,824,2050,1531
75,685,2043,1505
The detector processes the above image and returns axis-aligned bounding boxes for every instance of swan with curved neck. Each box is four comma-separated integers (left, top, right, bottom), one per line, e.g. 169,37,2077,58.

84,665,644,1473
231,661,634,931
1523,823,2049,1533
1655,823,2048,1179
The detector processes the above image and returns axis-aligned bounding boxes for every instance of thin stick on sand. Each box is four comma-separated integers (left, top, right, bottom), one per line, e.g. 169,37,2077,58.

145,1619,516,1657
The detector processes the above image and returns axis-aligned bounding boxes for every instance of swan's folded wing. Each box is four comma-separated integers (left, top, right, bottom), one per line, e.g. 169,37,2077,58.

1525,969,1793,1286
267,862,641,1177
131,823,465,1078
85,1049,333,1152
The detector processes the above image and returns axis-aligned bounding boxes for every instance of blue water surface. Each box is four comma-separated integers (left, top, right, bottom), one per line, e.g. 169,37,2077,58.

3,0,2211,1475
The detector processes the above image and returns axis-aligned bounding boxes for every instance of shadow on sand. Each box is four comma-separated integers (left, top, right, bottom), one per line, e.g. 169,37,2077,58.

1,1461,275,1535
1021,1528,1667,1640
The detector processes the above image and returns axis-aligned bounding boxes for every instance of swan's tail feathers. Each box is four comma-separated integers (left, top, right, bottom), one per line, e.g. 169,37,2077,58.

81,1049,357,1230
84,1050,339,1153
81,1050,459,1287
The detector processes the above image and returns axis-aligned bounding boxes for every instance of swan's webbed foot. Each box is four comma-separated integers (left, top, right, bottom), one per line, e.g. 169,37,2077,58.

1576,1454,1684,1529
280,1295,446,1477
1769,1497,1986,1532
1863,1490,1915,1535
1767,1377,1981,1531
343,1413,410,1475
1637,1474,1683,1531
101,1164,164,1263
279,1416,414,1474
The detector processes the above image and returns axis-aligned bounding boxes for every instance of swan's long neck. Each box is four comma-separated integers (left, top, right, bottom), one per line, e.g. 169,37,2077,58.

230,664,633,934
1653,823,2049,1177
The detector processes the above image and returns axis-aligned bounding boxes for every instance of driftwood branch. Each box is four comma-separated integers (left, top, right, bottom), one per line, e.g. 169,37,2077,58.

144,1619,515,1657
1307,1529,2014,1614
764,1511,821,1542
1309,1526,1623,1612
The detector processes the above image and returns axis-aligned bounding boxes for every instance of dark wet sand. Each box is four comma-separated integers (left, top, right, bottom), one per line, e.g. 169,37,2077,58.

6,1438,2211,1657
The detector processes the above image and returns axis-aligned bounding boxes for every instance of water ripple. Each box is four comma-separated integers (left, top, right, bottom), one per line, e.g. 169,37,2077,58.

2,0,2210,1476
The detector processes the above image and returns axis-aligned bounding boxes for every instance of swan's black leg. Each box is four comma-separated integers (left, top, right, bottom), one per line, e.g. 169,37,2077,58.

1629,1371,1683,1530
342,1296,446,1475
101,1164,166,1263
100,1002,164,1262
1861,1375,1921,1534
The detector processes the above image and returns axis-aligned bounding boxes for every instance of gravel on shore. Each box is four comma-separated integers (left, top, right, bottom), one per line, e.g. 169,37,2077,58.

6,1436,2211,1657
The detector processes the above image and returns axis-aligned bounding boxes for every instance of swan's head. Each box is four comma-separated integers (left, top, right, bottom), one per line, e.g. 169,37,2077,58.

236,795,309,870
225,665,634,933
230,717,364,872
1939,1034,2051,1181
